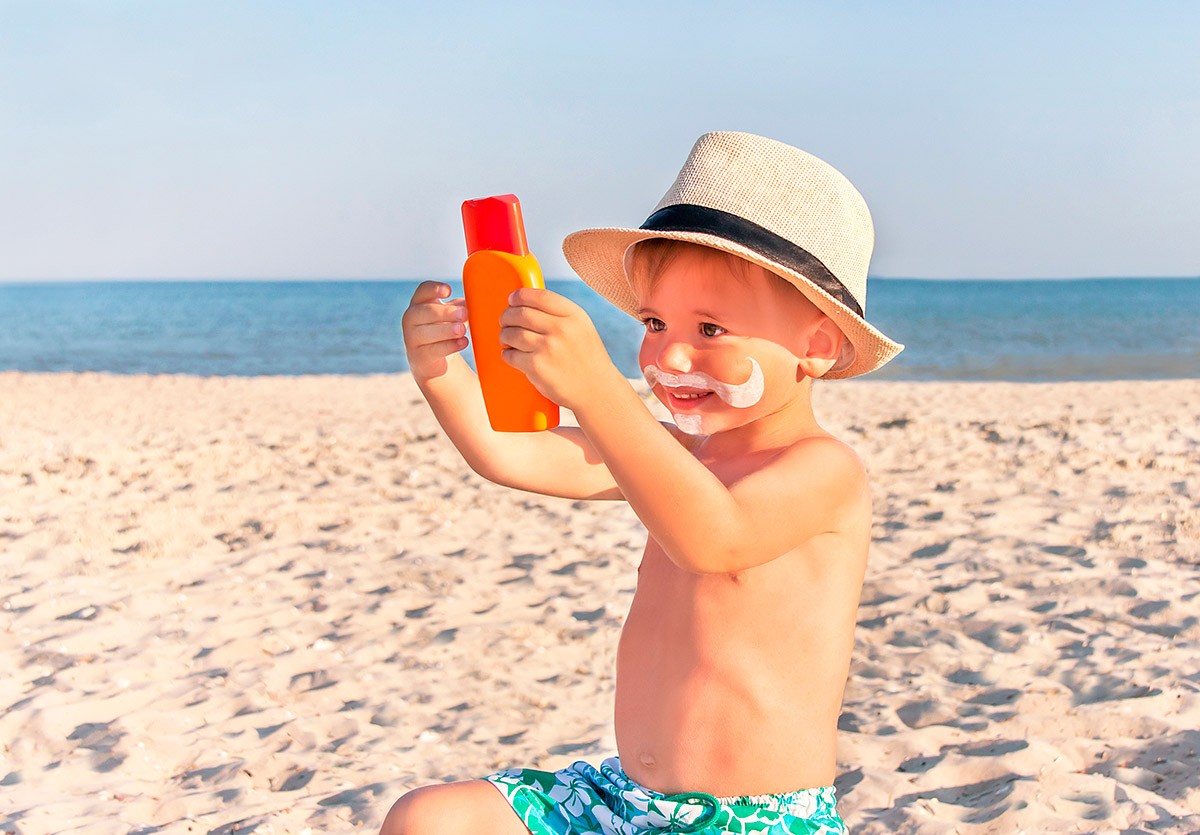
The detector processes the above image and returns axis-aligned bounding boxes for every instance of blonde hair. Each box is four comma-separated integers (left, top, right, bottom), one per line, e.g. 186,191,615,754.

624,239,764,297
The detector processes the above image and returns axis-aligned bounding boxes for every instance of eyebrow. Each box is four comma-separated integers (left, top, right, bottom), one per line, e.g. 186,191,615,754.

636,306,726,322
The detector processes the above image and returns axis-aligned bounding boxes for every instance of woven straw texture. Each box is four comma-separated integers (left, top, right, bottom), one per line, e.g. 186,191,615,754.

562,131,903,379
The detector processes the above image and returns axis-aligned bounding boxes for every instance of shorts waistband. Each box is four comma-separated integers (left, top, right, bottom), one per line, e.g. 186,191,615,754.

605,757,839,819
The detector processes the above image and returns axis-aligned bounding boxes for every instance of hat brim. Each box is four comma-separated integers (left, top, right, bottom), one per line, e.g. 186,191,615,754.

562,226,904,380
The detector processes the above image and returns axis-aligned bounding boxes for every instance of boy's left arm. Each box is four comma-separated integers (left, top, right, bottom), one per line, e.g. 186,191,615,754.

501,288,867,574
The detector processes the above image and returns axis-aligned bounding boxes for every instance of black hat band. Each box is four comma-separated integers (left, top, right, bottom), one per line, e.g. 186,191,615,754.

639,204,863,317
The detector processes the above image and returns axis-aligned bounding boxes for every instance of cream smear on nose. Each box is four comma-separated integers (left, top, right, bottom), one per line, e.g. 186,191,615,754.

642,358,764,435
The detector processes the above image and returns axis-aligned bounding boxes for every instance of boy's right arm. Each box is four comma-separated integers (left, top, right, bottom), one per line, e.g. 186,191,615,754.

402,281,622,501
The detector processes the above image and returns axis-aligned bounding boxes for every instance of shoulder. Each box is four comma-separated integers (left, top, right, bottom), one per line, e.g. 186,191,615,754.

774,433,870,503
783,432,865,474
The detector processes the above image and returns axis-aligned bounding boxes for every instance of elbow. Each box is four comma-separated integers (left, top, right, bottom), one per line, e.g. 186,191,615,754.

460,453,512,489
663,537,757,575
473,464,519,491
660,520,795,574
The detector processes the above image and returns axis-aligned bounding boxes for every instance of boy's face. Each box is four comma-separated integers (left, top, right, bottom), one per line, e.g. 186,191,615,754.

633,247,831,436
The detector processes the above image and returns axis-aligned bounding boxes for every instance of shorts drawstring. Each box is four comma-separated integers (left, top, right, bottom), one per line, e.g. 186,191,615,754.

653,791,720,833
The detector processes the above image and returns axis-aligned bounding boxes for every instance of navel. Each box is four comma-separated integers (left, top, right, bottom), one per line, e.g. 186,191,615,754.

639,751,656,769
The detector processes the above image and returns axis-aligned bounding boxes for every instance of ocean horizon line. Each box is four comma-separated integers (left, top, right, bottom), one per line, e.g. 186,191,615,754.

3,277,1195,381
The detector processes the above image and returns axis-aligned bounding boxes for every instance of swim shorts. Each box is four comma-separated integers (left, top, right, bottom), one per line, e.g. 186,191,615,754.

484,757,847,834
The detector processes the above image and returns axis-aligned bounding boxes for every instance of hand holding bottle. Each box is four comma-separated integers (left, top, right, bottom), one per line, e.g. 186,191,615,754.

401,281,468,384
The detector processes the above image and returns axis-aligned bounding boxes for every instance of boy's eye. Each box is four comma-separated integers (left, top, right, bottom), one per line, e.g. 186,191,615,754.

700,322,725,337
642,317,666,333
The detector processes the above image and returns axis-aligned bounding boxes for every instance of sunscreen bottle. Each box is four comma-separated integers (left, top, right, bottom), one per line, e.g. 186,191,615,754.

461,194,560,432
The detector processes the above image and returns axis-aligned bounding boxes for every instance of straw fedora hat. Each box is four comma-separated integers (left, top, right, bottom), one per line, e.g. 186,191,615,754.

562,131,903,379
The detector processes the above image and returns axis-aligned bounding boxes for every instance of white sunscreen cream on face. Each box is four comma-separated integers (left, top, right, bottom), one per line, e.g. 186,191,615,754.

642,358,765,435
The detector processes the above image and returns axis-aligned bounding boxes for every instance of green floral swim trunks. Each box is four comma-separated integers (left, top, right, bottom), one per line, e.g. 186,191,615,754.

484,757,847,834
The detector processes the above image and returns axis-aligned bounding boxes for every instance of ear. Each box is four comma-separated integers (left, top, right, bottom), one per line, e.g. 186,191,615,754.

797,317,845,379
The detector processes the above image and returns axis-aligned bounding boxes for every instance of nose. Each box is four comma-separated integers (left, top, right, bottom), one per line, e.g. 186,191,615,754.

656,339,694,373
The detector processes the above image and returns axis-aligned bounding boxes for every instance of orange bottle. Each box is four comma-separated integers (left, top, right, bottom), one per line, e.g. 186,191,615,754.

461,194,560,432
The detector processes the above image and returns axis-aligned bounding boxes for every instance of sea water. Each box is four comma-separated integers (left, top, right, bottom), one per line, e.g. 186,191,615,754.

0,278,1196,381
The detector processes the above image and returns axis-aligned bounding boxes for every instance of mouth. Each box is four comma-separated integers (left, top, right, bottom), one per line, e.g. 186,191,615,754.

663,388,713,408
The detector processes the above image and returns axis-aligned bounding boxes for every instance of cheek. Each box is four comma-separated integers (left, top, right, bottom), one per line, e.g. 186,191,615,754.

638,339,653,371
725,351,799,405
708,352,759,386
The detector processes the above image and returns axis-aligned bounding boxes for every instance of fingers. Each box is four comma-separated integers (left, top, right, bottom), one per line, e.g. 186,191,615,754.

404,286,465,329
499,293,577,334
499,289,596,353
498,324,540,353
498,302,550,335
411,319,468,347
405,320,469,378
507,287,580,318
410,280,451,304
499,346,527,373
403,283,468,357
405,321,468,363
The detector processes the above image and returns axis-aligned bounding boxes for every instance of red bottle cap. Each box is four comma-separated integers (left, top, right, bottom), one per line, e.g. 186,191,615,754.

462,194,530,256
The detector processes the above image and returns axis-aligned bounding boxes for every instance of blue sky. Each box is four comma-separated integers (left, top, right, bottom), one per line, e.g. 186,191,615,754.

1,1,1197,281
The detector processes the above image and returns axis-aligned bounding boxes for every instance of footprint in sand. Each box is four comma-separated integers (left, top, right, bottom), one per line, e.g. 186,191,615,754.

67,721,126,772
893,773,1027,818
316,782,392,826
269,766,315,792
896,752,944,773
895,699,959,729
289,670,335,692
548,739,600,757
1060,670,1162,706
954,738,1029,757
910,541,951,559
1128,599,1169,619
965,687,1022,707
571,606,606,623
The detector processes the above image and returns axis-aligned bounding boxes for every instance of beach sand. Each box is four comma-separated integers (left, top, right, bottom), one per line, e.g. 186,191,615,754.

1,372,1197,834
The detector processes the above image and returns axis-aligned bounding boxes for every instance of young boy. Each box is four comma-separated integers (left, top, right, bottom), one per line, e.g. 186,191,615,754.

383,132,903,835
